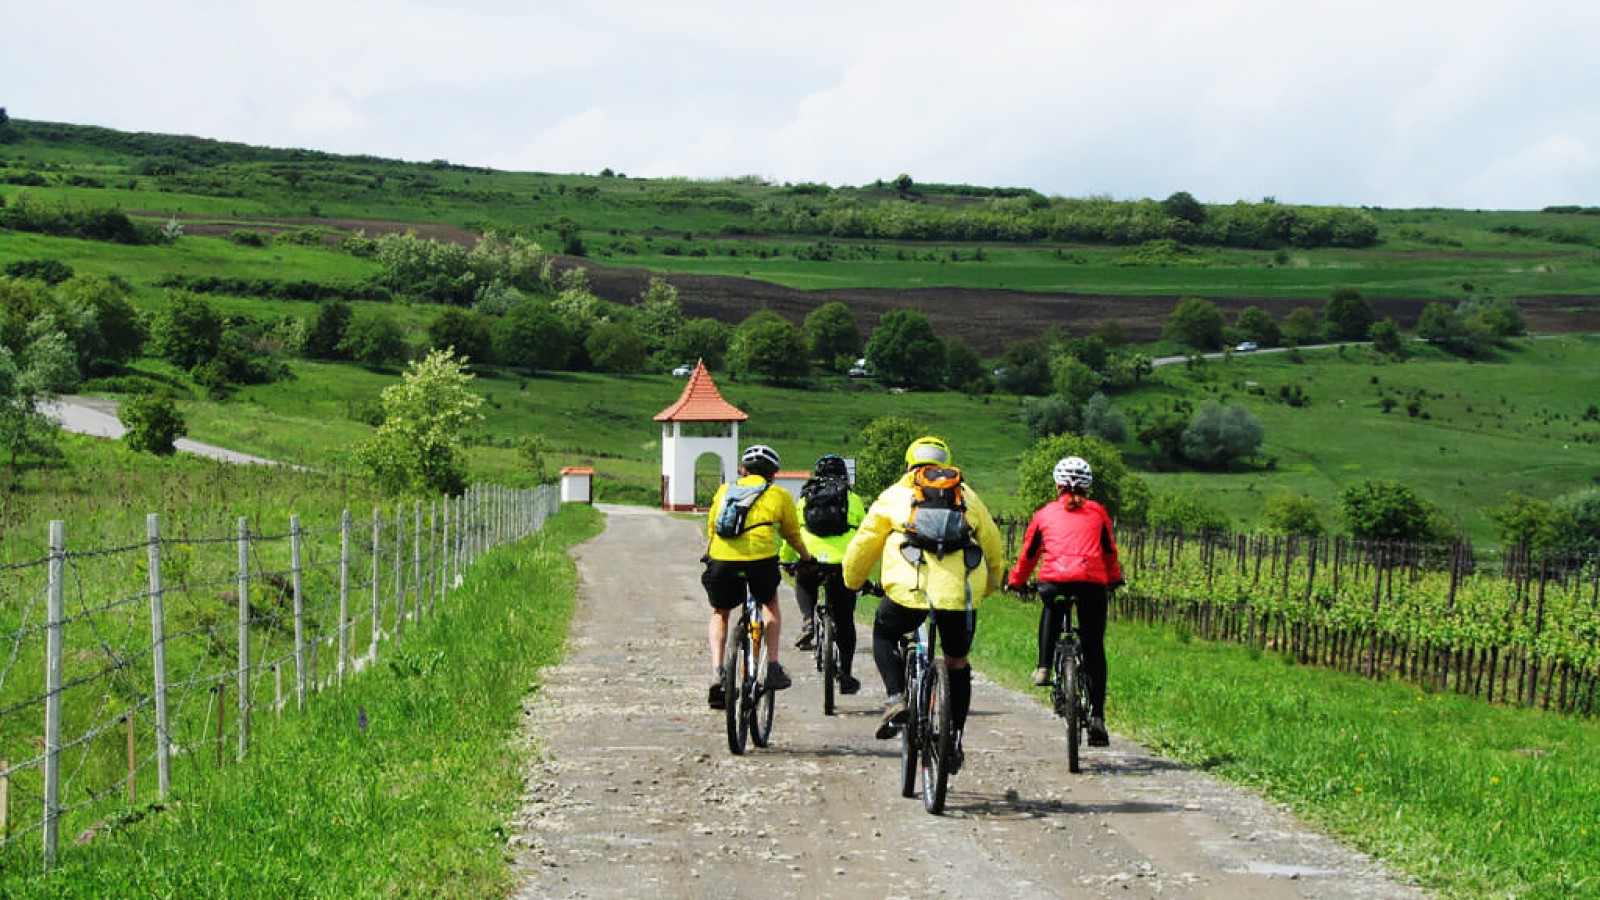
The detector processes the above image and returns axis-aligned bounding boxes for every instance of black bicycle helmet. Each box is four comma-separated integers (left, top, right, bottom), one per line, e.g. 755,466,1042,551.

814,454,847,479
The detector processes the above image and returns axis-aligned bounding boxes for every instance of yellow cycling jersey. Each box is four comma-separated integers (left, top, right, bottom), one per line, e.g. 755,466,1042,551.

842,470,1006,613
705,475,806,562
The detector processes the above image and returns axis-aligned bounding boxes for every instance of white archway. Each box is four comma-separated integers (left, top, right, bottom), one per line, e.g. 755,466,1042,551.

654,361,748,511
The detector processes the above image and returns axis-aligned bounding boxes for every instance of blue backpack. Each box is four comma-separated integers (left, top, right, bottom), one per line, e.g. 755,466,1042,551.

714,481,771,538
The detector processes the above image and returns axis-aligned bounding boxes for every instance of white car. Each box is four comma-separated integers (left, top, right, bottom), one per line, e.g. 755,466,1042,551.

671,364,693,377
1235,341,1259,352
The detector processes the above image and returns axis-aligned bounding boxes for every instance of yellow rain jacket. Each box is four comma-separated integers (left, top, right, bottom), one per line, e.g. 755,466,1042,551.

705,475,806,562
842,470,1005,612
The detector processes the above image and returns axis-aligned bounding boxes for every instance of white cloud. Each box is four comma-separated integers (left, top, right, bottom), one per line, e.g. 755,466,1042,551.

4,0,1599,207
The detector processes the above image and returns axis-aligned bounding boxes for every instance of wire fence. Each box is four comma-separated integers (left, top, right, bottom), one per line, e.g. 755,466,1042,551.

997,518,1600,717
0,483,560,871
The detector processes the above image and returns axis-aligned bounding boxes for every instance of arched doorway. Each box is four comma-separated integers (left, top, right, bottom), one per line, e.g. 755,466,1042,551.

694,451,727,510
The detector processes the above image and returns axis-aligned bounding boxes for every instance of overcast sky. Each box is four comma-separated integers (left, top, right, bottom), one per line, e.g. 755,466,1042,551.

4,1,1597,210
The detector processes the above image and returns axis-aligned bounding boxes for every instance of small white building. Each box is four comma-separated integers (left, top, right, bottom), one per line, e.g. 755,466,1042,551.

653,361,748,511
559,466,594,504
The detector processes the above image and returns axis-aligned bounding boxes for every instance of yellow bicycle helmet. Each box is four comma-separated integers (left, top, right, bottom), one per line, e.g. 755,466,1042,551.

904,435,951,468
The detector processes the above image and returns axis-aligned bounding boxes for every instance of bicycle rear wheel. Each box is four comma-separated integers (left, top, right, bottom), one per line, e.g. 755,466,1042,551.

724,617,749,755
1057,641,1082,774
819,612,837,716
921,659,952,814
749,622,776,747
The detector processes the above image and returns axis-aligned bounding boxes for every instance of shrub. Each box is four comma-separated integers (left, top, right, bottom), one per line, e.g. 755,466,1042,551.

119,393,188,456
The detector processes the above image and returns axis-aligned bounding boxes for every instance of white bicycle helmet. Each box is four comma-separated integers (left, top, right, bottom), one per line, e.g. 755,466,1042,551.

741,444,781,469
1053,456,1093,489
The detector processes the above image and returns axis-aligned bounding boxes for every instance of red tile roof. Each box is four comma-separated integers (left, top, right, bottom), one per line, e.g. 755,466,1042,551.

653,360,748,422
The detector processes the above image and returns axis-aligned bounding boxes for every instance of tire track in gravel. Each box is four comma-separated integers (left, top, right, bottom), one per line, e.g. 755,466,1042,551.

510,504,1428,899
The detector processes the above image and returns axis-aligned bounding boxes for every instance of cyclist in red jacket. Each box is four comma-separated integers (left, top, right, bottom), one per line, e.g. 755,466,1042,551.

1006,456,1123,747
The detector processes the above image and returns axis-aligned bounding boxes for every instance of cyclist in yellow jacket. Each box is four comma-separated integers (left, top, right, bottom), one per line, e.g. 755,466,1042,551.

703,444,814,709
842,436,1005,772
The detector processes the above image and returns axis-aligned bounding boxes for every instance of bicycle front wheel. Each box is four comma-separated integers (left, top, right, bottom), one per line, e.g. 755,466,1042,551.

819,613,837,716
921,659,952,815
1058,641,1082,774
724,618,749,755
899,656,918,798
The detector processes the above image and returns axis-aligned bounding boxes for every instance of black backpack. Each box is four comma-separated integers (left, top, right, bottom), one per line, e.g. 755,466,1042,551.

801,476,851,537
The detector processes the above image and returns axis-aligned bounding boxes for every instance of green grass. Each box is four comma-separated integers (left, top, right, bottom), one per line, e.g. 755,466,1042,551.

0,504,602,898
1128,336,1600,539
973,594,1600,899
135,333,1600,539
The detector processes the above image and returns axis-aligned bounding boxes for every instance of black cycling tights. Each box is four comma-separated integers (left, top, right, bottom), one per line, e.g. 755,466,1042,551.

1038,582,1108,719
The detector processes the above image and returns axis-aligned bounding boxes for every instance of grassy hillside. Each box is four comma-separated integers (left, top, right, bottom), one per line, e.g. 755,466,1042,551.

4,119,1599,542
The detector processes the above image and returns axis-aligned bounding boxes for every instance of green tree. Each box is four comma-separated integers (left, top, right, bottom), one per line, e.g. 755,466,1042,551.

942,337,989,394
1163,297,1225,351
865,309,945,390
1180,402,1263,467
1554,486,1600,555
56,275,146,374
1234,306,1282,347
668,317,731,371
585,319,648,374
1262,492,1324,535
1281,306,1322,345
1148,488,1230,532
1369,317,1404,356
1322,286,1373,341
729,317,809,382
339,310,408,367
853,415,926,498
428,307,495,364
304,299,353,360
1161,190,1206,225
1339,479,1452,543
518,434,552,484
493,298,573,373
119,392,187,456
1017,434,1149,524
804,301,860,371
1487,492,1573,557
0,316,76,469
150,290,224,369
355,348,484,496
634,277,684,355
1080,392,1128,443
1050,355,1101,403
994,339,1053,395
1020,394,1079,439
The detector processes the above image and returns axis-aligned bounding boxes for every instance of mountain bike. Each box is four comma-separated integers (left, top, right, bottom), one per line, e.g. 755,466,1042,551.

890,592,955,815
786,560,842,716
1014,583,1093,773
722,590,775,754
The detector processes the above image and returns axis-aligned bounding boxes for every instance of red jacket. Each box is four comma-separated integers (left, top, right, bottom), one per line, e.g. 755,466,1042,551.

1007,494,1123,587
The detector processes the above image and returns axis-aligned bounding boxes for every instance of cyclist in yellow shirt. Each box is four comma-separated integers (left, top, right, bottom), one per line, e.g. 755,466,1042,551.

703,444,815,709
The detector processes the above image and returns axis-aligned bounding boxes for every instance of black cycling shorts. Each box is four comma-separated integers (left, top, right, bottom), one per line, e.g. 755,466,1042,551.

701,556,783,611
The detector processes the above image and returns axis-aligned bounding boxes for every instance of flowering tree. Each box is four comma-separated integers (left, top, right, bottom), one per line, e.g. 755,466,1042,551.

355,348,483,495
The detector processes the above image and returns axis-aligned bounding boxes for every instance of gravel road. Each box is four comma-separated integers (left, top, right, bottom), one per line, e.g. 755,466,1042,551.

509,504,1427,899
42,395,291,466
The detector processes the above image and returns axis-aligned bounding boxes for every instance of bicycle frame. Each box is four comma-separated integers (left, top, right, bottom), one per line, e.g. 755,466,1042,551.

723,591,775,755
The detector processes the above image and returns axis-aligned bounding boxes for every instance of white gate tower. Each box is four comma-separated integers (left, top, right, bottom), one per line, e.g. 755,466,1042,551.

654,360,748,511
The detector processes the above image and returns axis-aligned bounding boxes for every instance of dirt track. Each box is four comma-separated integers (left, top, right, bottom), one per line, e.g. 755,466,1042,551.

509,505,1428,899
